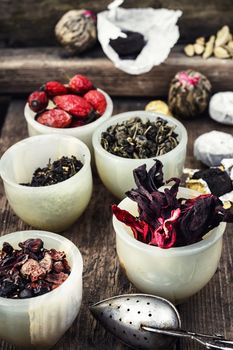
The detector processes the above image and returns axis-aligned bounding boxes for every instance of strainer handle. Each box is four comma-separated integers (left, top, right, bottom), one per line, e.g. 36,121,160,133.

142,326,233,349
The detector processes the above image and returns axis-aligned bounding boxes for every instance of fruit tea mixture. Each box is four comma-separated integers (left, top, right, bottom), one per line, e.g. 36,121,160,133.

28,74,107,128
101,117,179,159
0,238,71,298
22,156,83,187
112,160,233,248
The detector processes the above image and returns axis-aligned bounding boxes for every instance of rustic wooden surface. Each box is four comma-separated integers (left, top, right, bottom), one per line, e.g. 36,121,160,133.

0,0,232,46
1,46,233,96
0,98,232,350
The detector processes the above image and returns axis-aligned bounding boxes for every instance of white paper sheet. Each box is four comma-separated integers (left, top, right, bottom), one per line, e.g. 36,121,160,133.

97,1,182,75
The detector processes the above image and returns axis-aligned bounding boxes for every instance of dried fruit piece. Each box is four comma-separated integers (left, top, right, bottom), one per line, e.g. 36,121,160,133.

228,33,233,42
39,252,52,273
184,44,194,57
145,100,171,116
194,43,204,55
215,25,230,47
21,259,46,282
84,89,107,115
46,272,69,288
53,261,65,273
28,91,48,113
69,74,93,93
0,239,72,299
36,108,72,128
226,41,233,56
42,81,67,97
2,242,13,255
203,35,215,59
70,119,85,128
54,94,92,118
49,249,65,261
196,37,205,45
19,238,43,253
214,46,230,59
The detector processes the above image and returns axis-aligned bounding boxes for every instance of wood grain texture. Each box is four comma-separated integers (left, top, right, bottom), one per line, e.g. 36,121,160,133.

1,46,233,96
0,98,232,350
0,0,232,46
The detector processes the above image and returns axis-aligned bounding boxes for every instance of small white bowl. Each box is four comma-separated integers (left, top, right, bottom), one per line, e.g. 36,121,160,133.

113,187,226,304
92,111,187,199
0,230,83,349
24,89,113,157
0,134,92,232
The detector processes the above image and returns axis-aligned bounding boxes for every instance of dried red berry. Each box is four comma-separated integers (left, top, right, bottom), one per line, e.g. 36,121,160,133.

84,89,107,115
53,94,92,118
28,91,48,113
42,81,67,97
69,119,85,128
69,74,93,93
36,109,72,128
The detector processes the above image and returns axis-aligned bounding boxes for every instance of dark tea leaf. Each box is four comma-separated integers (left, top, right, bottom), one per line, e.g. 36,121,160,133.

21,156,83,187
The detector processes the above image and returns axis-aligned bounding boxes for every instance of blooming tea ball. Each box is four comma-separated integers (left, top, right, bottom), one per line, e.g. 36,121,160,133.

168,70,211,119
55,10,97,54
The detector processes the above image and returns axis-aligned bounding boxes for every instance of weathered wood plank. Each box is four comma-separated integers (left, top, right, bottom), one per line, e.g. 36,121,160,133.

0,98,232,350
1,47,233,96
0,0,232,46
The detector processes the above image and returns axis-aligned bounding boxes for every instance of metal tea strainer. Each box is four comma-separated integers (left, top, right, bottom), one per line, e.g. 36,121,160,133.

90,294,233,350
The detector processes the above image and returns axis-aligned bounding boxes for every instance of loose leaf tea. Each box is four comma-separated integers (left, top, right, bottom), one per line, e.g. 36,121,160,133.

112,160,233,248
101,117,179,159
0,238,71,298
22,156,83,187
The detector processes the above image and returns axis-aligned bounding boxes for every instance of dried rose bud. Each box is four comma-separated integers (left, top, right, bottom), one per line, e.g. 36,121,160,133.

28,91,48,113
41,81,68,97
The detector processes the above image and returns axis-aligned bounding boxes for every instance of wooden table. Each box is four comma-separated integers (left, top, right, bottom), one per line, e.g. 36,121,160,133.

0,97,232,350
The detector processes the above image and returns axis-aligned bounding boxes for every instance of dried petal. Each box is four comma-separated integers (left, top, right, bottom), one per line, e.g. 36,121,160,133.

149,209,180,248
132,159,164,193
